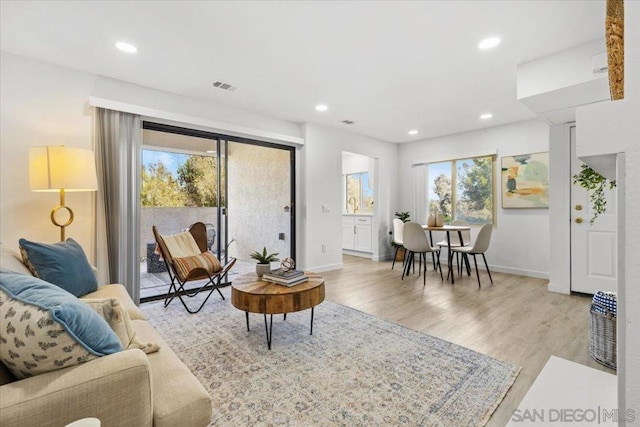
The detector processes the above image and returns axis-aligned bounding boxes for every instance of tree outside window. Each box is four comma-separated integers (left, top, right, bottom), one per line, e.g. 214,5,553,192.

141,149,224,208
428,156,494,225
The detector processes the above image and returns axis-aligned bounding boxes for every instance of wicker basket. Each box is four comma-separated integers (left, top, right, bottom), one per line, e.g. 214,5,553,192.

589,302,617,370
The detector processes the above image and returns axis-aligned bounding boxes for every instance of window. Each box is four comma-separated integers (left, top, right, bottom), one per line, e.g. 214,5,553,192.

427,155,495,224
345,172,373,213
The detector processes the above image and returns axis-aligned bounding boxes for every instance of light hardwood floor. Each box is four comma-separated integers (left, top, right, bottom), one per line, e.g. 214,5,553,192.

321,255,615,427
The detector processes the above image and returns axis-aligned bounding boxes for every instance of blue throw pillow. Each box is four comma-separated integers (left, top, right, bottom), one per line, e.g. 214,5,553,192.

0,272,122,378
19,238,98,297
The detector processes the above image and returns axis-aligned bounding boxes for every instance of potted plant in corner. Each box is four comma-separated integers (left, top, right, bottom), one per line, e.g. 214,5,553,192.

250,247,279,277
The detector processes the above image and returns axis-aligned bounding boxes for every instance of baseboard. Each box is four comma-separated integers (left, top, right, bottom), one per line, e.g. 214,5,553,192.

547,281,571,294
342,250,372,259
372,252,395,262
307,263,344,273
487,264,549,280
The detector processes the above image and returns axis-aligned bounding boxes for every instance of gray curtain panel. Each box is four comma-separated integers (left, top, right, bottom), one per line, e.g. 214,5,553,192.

95,108,141,304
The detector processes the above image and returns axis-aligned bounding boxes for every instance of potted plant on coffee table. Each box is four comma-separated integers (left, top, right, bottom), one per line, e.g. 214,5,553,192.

250,247,279,277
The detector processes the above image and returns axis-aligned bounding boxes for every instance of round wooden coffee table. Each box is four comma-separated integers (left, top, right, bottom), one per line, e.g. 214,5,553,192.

231,272,325,349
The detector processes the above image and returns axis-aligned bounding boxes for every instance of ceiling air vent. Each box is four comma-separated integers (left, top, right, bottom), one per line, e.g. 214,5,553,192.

341,119,355,125
212,81,237,92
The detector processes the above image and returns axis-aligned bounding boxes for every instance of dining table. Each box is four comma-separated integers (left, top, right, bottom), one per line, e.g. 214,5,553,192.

422,224,471,284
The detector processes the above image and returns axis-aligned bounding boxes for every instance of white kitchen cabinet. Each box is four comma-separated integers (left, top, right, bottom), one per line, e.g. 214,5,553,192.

342,215,372,253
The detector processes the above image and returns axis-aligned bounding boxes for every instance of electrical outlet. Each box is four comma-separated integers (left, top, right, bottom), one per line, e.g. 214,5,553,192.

322,244,327,252
322,204,330,213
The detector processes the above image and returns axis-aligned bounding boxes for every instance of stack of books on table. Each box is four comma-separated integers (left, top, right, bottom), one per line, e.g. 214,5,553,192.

262,269,308,287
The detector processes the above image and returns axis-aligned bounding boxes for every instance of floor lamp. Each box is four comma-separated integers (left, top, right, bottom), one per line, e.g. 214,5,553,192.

29,146,98,241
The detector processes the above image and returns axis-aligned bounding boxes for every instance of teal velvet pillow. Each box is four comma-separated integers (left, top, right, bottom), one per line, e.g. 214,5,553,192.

0,272,122,378
18,238,98,297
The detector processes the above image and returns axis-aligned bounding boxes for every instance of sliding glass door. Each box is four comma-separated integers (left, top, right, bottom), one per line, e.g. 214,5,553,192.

138,123,295,301
225,141,293,267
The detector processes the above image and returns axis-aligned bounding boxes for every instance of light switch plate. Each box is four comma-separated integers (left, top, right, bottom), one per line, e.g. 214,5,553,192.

322,204,330,213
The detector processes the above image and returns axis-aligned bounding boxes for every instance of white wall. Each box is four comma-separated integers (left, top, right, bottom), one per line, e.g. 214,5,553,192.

91,75,302,145
398,120,550,278
575,2,640,419
547,124,572,293
342,152,369,174
0,52,303,268
0,52,98,261
299,123,398,271
517,39,607,99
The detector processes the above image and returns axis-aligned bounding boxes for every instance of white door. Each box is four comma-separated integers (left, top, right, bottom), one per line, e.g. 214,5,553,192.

570,127,617,294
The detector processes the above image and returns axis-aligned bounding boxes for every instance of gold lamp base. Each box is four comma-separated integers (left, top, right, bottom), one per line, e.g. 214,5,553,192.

50,189,74,241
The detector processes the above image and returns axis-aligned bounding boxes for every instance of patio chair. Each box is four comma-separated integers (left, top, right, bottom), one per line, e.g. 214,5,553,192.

153,222,236,314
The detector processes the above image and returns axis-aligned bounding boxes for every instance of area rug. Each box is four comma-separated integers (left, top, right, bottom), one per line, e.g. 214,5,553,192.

141,288,520,426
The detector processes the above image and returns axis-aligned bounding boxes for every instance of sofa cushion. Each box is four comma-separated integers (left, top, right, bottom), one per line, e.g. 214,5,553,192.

0,273,122,379
81,284,146,321
0,245,32,276
19,238,97,297
83,298,160,354
132,319,212,427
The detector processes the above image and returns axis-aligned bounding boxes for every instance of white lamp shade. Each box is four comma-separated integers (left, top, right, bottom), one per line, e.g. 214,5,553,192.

29,146,98,192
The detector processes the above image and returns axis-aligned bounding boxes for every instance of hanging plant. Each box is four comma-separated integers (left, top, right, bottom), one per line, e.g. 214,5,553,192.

572,164,617,224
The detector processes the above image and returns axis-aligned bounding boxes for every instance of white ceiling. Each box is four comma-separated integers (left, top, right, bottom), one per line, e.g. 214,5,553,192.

0,1,605,143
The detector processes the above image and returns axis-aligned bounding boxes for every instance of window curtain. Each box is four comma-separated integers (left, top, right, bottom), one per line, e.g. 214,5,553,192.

413,164,428,224
94,108,141,304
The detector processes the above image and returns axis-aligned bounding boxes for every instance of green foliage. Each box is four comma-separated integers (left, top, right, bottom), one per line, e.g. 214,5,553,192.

432,174,452,220
429,158,493,225
177,156,221,207
394,211,411,222
140,163,187,207
141,154,223,208
250,247,279,264
573,164,617,224
457,158,492,211
456,158,493,224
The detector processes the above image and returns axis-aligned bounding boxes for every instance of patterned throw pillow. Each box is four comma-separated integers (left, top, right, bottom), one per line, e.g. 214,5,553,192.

0,291,98,379
18,238,98,297
173,252,222,281
83,298,160,354
0,273,122,379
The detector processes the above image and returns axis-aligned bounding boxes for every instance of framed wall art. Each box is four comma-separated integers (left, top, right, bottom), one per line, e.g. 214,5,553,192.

501,152,549,208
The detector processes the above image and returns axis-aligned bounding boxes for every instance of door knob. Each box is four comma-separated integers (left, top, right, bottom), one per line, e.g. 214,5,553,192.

575,204,583,211
575,217,584,224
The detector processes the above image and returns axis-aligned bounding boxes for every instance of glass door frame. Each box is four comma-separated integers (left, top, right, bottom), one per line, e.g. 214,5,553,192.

140,121,296,302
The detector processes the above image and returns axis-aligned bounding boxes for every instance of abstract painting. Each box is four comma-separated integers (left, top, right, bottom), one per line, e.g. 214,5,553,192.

501,152,549,208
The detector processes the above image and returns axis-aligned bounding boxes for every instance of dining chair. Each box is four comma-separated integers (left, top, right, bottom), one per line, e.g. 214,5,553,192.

391,218,405,270
450,223,493,288
436,219,471,275
401,222,443,286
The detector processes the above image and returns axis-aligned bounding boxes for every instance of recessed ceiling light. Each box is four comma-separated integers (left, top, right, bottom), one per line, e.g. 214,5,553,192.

480,113,493,120
478,37,501,50
408,130,419,135
115,41,137,53
315,104,328,112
